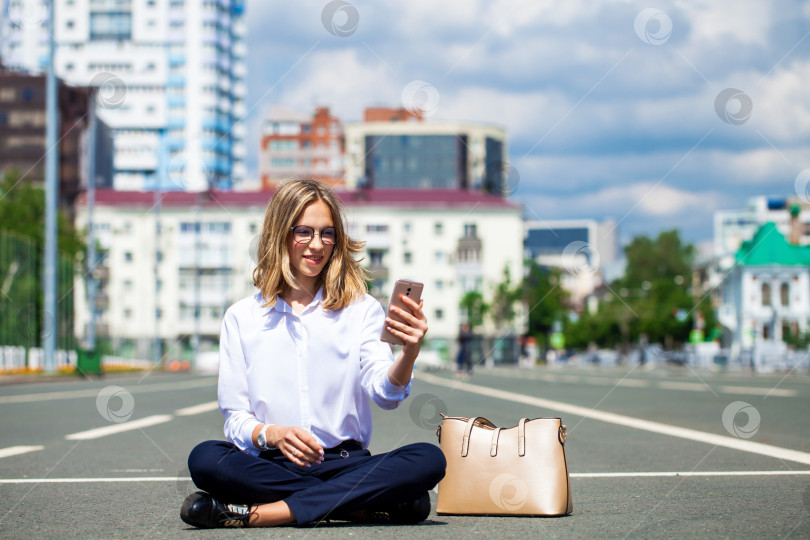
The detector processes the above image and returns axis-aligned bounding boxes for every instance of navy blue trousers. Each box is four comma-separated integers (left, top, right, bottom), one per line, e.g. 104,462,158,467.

188,440,446,526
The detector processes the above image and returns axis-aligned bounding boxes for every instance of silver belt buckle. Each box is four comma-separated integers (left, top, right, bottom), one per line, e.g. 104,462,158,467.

339,449,350,459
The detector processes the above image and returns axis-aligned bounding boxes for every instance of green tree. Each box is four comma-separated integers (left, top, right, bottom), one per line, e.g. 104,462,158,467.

522,260,569,345
0,170,85,259
579,229,698,348
490,265,522,331
522,260,569,339
459,290,488,330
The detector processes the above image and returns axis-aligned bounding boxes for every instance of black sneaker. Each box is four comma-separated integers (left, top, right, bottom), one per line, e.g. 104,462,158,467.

343,491,432,524
180,491,252,528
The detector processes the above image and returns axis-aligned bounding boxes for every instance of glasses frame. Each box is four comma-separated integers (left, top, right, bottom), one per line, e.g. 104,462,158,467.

289,225,337,245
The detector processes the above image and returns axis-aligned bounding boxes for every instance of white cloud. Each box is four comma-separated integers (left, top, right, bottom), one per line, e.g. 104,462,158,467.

243,0,810,245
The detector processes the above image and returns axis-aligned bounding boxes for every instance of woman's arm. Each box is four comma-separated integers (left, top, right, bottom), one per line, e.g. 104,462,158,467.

218,309,263,452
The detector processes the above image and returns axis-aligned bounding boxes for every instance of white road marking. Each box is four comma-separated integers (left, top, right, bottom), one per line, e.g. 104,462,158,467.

657,381,708,392
416,372,810,465
0,377,216,405
615,378,648,387
571,470,810,478
3,470,809,484
65,415,173,440
0,477,185,484
174,401,219,416
0,445,44,459
485,369,797,397
719,385,796,397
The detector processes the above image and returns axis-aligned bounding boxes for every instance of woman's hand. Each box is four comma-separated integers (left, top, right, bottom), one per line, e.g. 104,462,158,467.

386,294,428,362
386,294,429,386
268,425,324,467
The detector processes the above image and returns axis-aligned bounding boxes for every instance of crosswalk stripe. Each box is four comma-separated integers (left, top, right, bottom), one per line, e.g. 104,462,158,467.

0,446,44,459
174,401,219,416
65,415,173,440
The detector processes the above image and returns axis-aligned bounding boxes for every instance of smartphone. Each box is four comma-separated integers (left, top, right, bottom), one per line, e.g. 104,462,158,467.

380,279,424,345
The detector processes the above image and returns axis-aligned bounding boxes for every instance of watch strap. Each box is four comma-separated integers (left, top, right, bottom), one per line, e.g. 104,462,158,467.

258,424,270,450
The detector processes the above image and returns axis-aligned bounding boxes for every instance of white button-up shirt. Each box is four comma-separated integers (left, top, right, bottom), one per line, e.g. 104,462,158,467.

217,289,411,455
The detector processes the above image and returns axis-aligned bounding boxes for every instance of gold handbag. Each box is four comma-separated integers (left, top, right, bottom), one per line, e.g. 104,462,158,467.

435,415,572,516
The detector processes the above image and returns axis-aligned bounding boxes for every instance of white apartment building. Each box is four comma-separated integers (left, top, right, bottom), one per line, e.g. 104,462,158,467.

1,0,247,190
74,188,524,360
344,120,508,195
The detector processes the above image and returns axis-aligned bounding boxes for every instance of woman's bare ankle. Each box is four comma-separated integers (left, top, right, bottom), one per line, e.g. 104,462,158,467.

248,500,296,527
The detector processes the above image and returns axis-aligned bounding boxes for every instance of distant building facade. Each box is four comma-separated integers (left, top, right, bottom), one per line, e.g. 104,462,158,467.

258,106,344,190
344,107,508,195
1,0,247,191
524,219,620,307
73,188,524,360
714,195,810,256
0,67,112,208
717,223,810,362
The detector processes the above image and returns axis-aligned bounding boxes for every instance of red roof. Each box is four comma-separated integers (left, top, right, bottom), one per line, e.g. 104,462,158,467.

78,188,521,210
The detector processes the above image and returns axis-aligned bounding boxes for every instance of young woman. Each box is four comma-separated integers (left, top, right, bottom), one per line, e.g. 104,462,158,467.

181,179,446,528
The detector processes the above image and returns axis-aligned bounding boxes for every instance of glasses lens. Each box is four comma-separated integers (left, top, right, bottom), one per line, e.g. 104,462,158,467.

293,226,314,244
321,228,337,245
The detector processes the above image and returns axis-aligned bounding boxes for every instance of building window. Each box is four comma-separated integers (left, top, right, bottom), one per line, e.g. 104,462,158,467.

780,283,789,306
124,251,133,262
404,252,412,264
403,222,411,234
156,308,163,319
90,11,133,41
156,250,163,262
434,222,443,235
762,324,770,340
435,251,444,263
463,223,477,238
435,280,443,291
761,283,771,307
369,250,384,267
124,308,132,319
435,309,444,320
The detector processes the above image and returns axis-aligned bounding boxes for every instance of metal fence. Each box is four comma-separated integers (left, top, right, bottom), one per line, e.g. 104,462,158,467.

0,232,77,372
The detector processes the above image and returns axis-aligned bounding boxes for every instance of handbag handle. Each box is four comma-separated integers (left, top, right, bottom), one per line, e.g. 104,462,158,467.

474,417,529,457
461,416,496,457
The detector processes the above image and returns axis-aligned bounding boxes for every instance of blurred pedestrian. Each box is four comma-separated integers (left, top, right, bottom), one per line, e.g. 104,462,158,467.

456,322,474,377
181,179,445,529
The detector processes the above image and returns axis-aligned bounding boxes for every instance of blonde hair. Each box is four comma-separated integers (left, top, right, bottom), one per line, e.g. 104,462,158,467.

252,178,367,310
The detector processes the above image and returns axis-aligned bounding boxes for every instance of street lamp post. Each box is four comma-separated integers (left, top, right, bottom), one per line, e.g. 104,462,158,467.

43,0,59,372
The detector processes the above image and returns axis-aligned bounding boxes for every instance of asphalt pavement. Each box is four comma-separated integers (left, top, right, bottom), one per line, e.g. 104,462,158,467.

1,363,809,539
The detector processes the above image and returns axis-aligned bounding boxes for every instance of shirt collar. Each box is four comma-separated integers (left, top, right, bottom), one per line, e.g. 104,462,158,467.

271,287,324,315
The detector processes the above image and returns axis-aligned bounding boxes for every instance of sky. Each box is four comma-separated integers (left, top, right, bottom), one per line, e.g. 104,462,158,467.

242,0,810,251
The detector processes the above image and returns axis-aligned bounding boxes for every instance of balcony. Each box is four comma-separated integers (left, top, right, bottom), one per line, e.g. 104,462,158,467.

367,264,389,281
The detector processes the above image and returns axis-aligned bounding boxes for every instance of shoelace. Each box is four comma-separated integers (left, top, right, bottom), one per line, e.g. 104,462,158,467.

217,502,251,527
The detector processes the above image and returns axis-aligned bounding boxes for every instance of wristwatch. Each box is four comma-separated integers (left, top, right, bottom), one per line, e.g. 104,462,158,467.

257,424,271,451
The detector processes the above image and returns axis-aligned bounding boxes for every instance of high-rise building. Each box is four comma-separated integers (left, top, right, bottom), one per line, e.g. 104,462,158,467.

0,0,247,191
0,66,113,209
258,106,344,190
344,107,508,195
